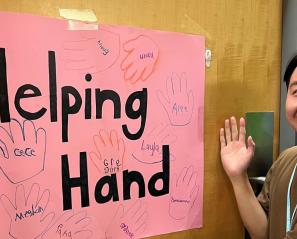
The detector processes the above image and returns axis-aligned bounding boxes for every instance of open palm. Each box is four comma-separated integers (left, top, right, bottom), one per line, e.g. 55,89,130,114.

220,117,255,179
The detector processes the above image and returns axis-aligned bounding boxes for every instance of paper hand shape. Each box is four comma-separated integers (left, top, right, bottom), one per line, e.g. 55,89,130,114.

63,28,120,75
121,35,159,84
169,166,199,220
0,119,46,184
41,211,92,239
132,124,176,164
90,129,125,174
105,200,148,239
0,184,54,239
157,73,194,126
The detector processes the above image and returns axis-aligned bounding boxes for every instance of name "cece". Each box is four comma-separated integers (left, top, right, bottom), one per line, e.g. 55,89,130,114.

14,148,35,157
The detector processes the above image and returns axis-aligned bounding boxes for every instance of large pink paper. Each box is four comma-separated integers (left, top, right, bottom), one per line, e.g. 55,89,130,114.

0,12,205,239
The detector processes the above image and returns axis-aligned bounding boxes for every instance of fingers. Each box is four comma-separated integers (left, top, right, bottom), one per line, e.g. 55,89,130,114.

9,119,24,144
127,200,142,218
247,136,256,154
187,91,194,112
110,130,118,149
26,183,40,207
160,133,177,145
0,194,16,218
99,129,110,146
135,213,147,236
177,167,187,187
223,117,241,143
224,119,231,143
63,39,95,71
134,210,148,235
123,63,137,81
141,64,154,81
123,38,137,52
23,120,37,144
36,189,50,212
157,90,170,110
190,186,199,208
130,68,145,84
183,166,194,185
220,128,226,148
73,217,92,230
132,202,146,221
171,173,178,190
40,211,55,232
66,212,91,233
15,184,26,209
65,211,87,223
166,76,174,100
180,72,187,93
118,138,125,167
93,135,105,157
239,117,246,143
230,117,238,141
63,39,88,51
121,53,134,71
89,151,101,172
188,172,198,190
170,73,180,94
73,230,93,239
36,128,46,149
113,204,124,220
0,125,12,158
64,59,95,71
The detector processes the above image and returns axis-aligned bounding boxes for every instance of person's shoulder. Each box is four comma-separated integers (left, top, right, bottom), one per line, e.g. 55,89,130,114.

273,146,297,169
279,146,297,158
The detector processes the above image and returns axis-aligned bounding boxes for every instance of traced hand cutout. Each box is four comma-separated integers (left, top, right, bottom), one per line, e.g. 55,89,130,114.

41,211,92,239
121,35,159,84
63,29,120,75
157,73,194,126
132,123,176,164
0,119,46,184
90,129,125,174
169,166,199,220
104,200,148,239
0,184,54,239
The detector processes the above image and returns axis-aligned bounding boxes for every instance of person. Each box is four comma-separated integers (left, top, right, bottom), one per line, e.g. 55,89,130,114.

220,55,297,239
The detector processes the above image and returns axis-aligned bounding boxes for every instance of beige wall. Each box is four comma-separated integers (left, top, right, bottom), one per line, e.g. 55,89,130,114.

0,1,282,238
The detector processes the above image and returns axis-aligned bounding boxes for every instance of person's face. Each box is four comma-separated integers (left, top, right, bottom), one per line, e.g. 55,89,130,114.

286,68,297,131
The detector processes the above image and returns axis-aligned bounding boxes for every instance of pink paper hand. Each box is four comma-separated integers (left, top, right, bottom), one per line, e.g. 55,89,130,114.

41,211,92,239
157,73,194,126
169,166,199,220
89,129,125,174
104,200,148,239
0,119,46,184
63,28,120,75
0,184,54,239
131,123,176,164
121,35,159,84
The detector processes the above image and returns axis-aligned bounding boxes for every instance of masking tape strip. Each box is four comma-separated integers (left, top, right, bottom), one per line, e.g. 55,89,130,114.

67,20,98,30
59,9,98,30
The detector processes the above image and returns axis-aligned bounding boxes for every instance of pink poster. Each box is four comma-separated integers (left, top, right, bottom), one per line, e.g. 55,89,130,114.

0,12,205,239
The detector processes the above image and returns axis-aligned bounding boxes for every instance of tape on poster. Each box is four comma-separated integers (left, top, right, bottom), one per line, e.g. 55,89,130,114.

59,9,98,30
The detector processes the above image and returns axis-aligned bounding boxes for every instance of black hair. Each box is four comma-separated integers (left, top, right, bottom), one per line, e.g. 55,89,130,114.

284,54,297,89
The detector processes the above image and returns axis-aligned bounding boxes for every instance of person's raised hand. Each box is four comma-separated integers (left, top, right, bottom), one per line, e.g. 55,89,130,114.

220,117,255,182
